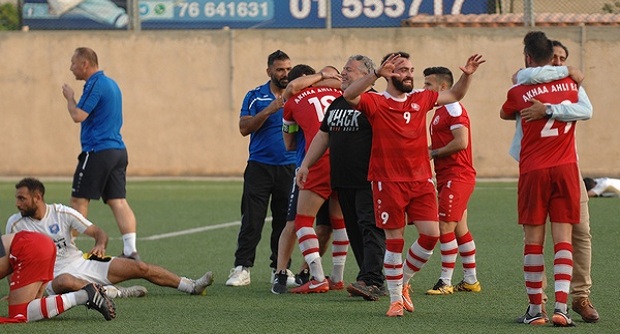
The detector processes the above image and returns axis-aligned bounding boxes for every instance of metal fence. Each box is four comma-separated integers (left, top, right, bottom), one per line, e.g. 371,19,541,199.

2,0,619,31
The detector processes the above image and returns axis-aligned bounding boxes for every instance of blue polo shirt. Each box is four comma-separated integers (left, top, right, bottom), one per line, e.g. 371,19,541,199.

77,71,125,152
240,81,295,165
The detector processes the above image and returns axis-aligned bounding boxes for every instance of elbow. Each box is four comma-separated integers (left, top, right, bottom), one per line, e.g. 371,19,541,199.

499,110,511,120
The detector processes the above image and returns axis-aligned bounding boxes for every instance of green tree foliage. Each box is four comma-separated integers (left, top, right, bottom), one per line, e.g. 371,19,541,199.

0,3,20,31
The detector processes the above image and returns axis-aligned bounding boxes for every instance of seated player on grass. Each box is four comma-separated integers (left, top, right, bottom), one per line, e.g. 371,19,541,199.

6,178,213,299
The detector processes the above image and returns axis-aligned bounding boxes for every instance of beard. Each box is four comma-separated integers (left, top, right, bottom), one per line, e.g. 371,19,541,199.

20,206,36,217
273,77,289,89
392,77,413,93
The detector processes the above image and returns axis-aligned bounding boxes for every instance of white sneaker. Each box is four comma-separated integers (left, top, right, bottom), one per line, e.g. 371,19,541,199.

226,266,250,286
270,268,297,287
192,271,214,295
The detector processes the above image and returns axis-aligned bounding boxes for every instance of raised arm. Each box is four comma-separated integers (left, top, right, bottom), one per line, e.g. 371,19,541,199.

62,83,89,123
344,53,401,106
516,66,583,85
437,54,485,106
283,71,342,101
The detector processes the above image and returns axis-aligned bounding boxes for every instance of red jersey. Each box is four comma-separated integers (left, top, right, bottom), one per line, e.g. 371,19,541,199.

429,102,476,186
283,87,342,152
502,77,579,174
356,89,438,182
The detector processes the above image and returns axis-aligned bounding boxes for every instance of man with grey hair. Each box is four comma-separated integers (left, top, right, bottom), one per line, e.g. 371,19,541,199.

295,55,386,300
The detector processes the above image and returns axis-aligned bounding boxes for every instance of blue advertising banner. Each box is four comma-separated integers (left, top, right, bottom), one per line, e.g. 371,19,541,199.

22,0,489,30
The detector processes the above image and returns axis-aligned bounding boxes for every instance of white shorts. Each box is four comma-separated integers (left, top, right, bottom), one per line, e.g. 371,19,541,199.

46,256,114,294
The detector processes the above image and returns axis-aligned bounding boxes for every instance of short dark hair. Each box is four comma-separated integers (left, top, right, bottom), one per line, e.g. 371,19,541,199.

523,31,553,65
423,66,454,87
267,50,290,67
381,51,410,65
583,177,596,191
288,64,315,82
15,177,45,197
551,40,569,59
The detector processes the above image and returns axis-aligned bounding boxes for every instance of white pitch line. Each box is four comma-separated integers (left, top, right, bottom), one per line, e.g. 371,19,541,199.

81,219,261,242
137,217,273,241
138,221,241,240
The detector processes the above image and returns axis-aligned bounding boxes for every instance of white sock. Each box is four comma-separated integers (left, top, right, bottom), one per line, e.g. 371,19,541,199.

177,277,194,294
122,233,137,255
104,285,120,298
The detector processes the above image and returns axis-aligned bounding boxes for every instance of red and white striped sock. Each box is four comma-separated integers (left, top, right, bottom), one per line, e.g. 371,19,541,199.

439,232,458,285
524,244,544,315
330,217,349,283
457,231,478,284
403,234,439,284
295,214,324,282
384,238,404,303
554,242,573,313
13,294,77,322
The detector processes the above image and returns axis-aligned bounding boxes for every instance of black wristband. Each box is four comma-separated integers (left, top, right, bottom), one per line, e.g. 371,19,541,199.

373,69,381,78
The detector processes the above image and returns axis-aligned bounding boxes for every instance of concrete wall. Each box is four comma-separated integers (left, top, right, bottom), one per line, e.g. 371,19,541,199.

0,26,618,178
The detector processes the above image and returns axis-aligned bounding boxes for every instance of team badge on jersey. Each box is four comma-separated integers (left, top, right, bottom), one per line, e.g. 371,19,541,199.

410,103,421,111
48,224,60,234
432,115,440,125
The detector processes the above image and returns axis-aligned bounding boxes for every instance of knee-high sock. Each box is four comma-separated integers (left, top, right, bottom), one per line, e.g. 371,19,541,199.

554,242,573,313
457,231,477,284
524,244,544,315
330,217,349,282
439,232,458,285
403,234,439,284
295,214,324,281
21,292,82,322
384,238,404,303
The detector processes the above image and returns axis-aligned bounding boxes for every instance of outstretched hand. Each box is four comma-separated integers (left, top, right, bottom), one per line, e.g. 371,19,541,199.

459,54,486,75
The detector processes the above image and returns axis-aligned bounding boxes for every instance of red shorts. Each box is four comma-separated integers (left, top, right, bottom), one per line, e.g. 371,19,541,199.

437,180,475,222
372,180,438,229
303,156,332,200
9,231,56,290
518,163,580,225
